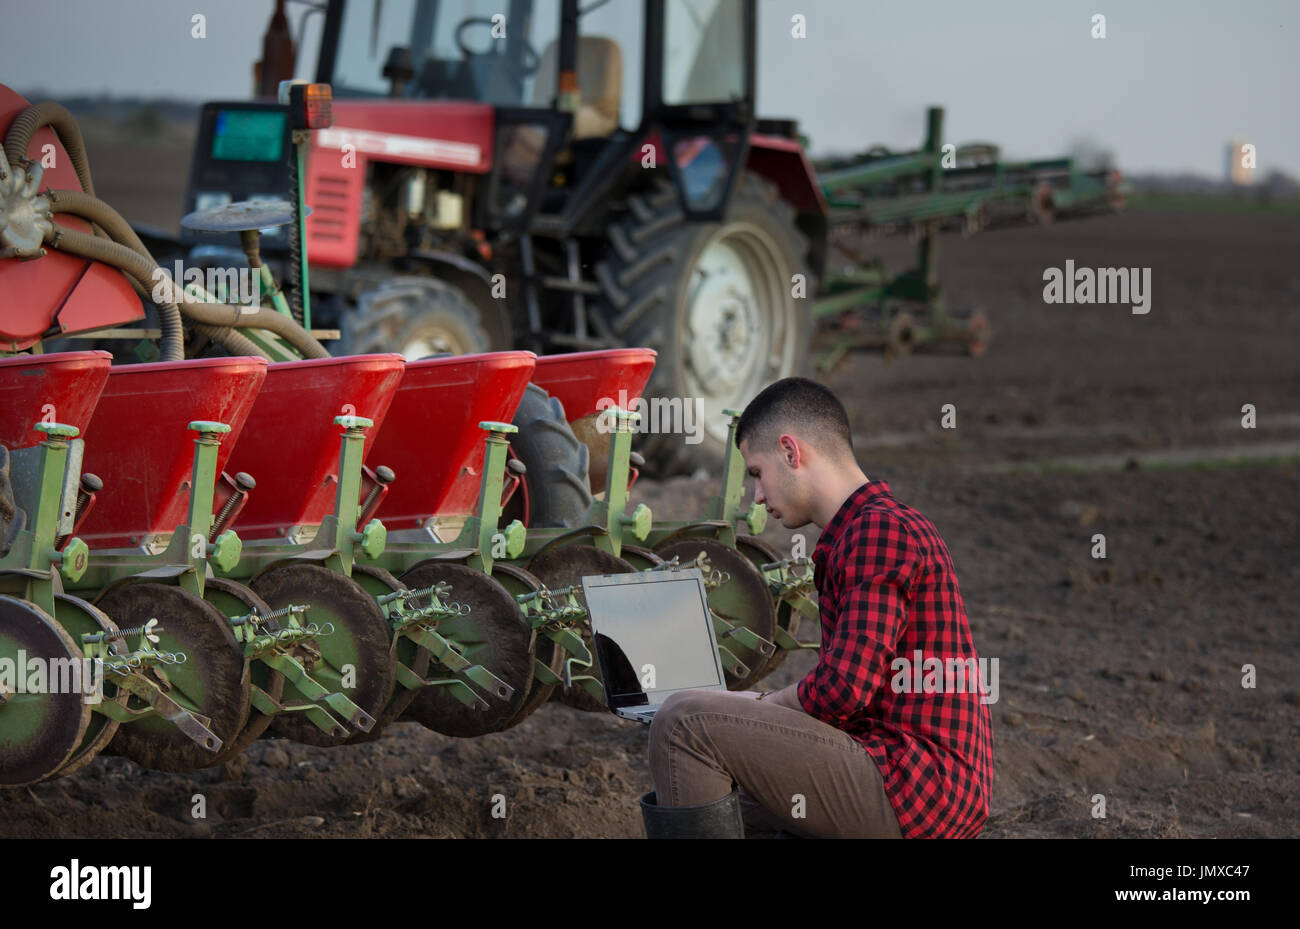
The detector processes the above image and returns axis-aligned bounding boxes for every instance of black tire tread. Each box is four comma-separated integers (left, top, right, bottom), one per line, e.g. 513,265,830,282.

338,275,492,357
508,382,593,528
591,172,815,477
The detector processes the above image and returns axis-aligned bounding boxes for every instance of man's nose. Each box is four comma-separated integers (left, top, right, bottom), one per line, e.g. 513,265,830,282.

753,484,765,505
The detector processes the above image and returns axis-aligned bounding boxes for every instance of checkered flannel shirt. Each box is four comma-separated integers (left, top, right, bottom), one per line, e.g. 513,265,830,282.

797,480,994,838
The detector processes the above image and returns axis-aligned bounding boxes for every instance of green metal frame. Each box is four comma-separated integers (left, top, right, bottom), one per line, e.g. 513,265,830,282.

0,423,227,751
812,106,1124,369
63,419,374,740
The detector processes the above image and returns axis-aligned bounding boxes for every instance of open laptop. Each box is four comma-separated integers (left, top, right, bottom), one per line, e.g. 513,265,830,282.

581,566,728,724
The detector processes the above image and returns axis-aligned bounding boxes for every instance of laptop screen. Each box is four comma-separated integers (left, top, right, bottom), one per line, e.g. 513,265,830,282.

584,574,724,707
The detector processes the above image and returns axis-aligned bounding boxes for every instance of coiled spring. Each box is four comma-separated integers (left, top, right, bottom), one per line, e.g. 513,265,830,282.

231,602,309,631
103,649,187,673
760,555,814,596
656,554,731,588
83,617,163,645
517,584,586,625
384,583,471,617
259,620,334,642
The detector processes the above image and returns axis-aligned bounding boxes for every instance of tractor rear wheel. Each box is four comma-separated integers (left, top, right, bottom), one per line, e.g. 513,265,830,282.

338,276,492,359
593,172,815,477
502,382,593,529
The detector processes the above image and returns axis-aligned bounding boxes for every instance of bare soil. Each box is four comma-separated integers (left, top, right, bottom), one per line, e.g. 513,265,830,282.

3,142,1297,838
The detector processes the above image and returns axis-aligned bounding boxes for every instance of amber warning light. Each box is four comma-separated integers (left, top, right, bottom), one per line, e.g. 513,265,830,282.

279,81,332,130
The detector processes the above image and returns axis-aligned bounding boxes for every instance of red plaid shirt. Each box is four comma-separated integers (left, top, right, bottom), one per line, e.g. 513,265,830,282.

797,480,994,838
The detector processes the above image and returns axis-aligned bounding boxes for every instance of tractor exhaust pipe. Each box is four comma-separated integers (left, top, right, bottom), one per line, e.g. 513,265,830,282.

255,0,297,99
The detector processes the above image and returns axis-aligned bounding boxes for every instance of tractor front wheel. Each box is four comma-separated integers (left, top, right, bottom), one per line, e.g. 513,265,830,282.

338,276,492,359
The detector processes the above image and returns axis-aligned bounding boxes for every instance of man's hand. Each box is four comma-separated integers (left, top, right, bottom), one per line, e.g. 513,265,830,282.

760,682,805,713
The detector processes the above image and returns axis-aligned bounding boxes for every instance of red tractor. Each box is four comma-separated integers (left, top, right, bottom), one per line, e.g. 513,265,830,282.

179,0,826,477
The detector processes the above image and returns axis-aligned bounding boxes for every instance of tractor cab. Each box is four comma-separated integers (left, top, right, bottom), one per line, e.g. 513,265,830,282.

316,0,756,220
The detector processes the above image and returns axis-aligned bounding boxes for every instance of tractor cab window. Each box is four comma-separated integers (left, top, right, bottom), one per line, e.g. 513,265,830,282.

661,0,746,106
331,0,561,107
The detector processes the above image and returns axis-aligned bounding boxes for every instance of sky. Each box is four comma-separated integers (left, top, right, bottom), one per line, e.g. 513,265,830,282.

2,0,1297,178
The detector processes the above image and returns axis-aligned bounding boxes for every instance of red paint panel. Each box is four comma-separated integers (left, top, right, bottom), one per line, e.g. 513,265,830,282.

304,101,494,268
225,354,405,540
746,134,827,216
303,144,363,268
54,255,145,336
367,351,536,529
78,357,269,548
323,101,494,172
531,349,657,422
0,351,112,449
0,85,145,347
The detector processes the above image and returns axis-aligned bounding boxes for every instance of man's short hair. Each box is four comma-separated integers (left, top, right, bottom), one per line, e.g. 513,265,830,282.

735,377,854,460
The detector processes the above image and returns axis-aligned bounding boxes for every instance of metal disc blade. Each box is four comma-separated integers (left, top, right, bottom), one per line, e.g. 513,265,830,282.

346,564,431,743
528,545,637,713
201,578,286,763
653,537,778,690
254,563,397,748
100,583,250,772
734,534,802,677
490,562,563,727
43,594,126,780
0,596,91,787
617,544,666,571
398,561,534,738
180,199,309,232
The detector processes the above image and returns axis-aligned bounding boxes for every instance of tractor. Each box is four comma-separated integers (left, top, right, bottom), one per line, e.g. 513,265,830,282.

174,0,827,479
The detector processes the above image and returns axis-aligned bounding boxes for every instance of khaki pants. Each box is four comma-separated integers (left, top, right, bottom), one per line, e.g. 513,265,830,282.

647,689,903,838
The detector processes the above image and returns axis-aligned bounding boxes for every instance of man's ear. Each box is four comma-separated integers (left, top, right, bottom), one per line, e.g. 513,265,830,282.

779,433,801,467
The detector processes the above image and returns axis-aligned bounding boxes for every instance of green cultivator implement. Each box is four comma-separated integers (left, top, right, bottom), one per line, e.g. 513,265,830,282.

0,341,815,779
812,107,1125,369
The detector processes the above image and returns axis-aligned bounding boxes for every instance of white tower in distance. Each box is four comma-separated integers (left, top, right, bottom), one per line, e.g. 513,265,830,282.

1225,137,1255,186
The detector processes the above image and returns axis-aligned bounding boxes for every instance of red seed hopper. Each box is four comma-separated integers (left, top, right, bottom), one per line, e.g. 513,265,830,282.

224,354,405,541
530,348,657,489
76,357,268,549
366,351,536,531
530,349,656,423
0,351,113,450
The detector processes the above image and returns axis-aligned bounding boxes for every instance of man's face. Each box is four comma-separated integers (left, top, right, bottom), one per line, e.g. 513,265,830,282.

739,435,812,529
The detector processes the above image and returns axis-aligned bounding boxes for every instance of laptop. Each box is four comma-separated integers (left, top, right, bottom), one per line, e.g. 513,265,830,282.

581,566,728,724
